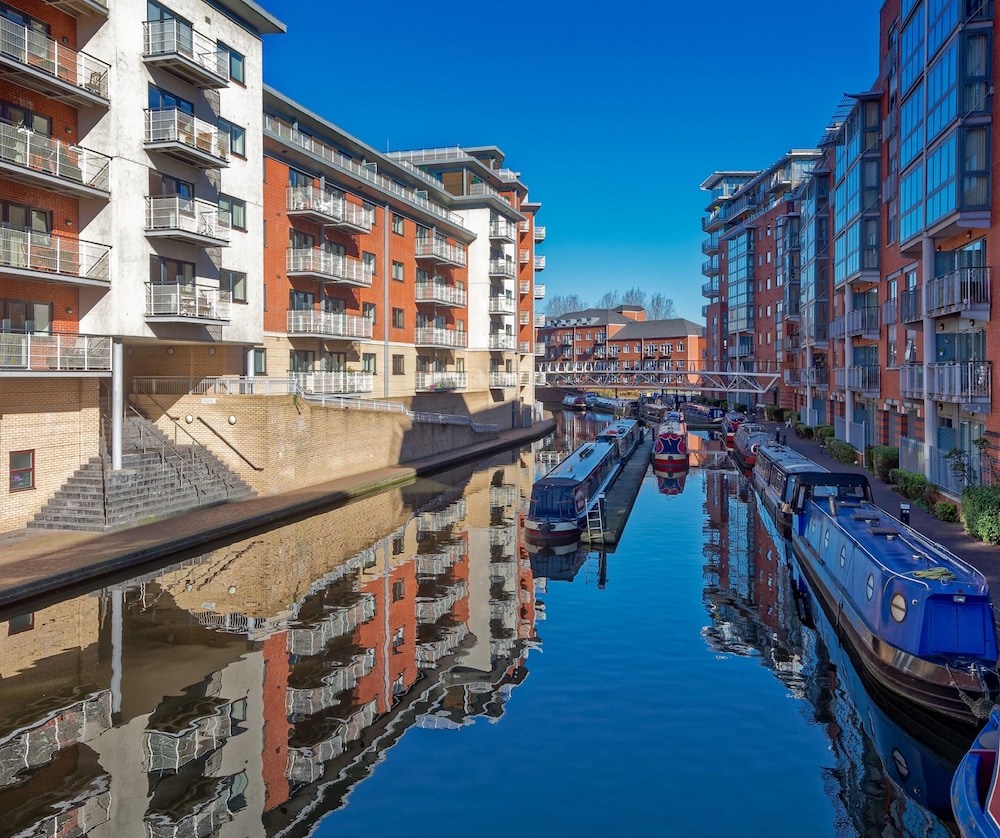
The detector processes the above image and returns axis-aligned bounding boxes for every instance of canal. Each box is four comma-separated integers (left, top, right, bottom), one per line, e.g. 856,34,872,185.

0,410,970,837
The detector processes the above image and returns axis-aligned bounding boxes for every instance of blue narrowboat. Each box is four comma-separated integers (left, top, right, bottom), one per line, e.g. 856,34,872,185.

952,705,1000,836
595,418,642,462
789,471,999,725
524,441,621,544
751,442,828,536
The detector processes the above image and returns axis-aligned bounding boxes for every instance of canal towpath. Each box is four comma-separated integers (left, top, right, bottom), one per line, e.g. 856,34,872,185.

0,420,555,611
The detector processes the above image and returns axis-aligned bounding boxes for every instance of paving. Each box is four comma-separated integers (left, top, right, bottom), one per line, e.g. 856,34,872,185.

0,420,555,611
769,422,1000,590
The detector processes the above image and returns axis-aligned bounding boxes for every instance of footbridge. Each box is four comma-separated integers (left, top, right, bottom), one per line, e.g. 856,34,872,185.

537,364,782,397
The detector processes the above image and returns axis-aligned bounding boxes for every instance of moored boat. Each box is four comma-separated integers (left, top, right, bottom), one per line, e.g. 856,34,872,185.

720,410,747,447
651,413,688,472
730,422,771,472
789,471,1000,725
952,705,1000,836
595,418,642,462
751,442,828,536
680,402,726,426
524,441,621,544
561,393,588,411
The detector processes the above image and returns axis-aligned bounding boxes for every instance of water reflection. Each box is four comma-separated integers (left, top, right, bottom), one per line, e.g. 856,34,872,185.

701,470,962,835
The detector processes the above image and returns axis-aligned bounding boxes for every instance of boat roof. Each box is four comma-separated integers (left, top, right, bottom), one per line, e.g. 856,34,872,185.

597,419,639,436
539,441,617,480
756,443,827,471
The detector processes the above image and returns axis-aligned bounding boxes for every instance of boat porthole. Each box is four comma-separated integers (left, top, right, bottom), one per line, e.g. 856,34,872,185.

823,530,830,550
866,574,874,601
810,519,816,534
891,593,907,622
840,546,847,567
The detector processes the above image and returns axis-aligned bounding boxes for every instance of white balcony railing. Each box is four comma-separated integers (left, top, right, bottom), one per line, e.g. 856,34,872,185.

534,255,546,271
489,295,516,316
899,364,924,399
415,371,468,391
534,283,545,298
519,248,530,264
290,371,374,395
145,109,229,162
415,328,467,348
146,196,231,242
286,310,373,339
0,16,110,99
415,237,466,267
926,267,991,318
534,225,546,242
490,220,516,241
0,228,111,284
286,185,372,232
0,119,111,192
489,258,516,278
927,361,991,403
489,334,516,351
489,371,518,388
143,19,228,84
286,248,373,287
415,281,467,307
0,331,111,372
146,283,231,321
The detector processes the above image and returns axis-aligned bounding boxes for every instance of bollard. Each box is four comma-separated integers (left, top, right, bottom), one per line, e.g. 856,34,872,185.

900,502,911,525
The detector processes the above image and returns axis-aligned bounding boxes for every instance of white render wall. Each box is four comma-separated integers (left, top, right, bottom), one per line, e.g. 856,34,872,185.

76,0,267,346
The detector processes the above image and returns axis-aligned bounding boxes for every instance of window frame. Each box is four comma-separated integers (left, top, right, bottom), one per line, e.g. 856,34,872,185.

220,268,247,303
9,449,34,491
219,193,247,231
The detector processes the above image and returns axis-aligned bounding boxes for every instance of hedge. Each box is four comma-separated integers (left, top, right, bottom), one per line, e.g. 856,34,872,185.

869,446,899,482
960,485,1000,544
826,438,859,465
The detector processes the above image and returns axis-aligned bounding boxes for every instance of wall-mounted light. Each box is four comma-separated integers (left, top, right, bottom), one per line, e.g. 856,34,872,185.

65,219,72,226
184,414,194,424
970,320,976,329
166,347,175,355
939,323,945,330
968,230,973,240
936,245,942,252
65,306,73,314
228,415,237,425
208,347,216,355
228,586,237,595
938,403,945,411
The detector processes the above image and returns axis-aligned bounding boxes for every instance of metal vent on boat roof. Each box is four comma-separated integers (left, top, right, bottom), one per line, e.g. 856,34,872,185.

850,512,881,522
868,525,899,537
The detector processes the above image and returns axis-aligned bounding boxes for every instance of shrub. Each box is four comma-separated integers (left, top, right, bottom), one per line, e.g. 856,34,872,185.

894,470,932,504
935,501,959,523
797,424,814,440
960,485,1000,543
887,468,901,485
814,425,835,447
826,438,859,465
869,446,899,482
763,406,785,422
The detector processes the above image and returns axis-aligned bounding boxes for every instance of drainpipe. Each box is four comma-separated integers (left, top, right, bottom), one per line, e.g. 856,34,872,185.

111,337,123,470
921,235,937,482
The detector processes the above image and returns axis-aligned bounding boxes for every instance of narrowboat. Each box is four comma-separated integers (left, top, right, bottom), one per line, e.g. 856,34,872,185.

595,418,642,462
751,442,828,535
651,413,688,472
653,464,687,496
590,395,637,417
720,410,747,447
680,402,726,427
730,422,772,472
952,704,1000,837
789,471,1000,725
524,441,621,544
561,393,588,411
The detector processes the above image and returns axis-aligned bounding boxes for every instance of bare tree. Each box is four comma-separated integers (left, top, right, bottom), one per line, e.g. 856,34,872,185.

647,293,677,320
546,294,587,317
596,290,620,310
622,287,647,308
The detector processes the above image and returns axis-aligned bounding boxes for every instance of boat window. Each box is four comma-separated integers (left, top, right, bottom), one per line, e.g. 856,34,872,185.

866,574,874,600
890,593,907,622
840,546,847,567
813,485,838,498
823,530,830,550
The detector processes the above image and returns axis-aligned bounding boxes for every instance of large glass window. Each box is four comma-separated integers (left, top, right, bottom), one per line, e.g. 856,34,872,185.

927,41,958,142
218,118,245,157
961,126,990,207
926,133,956,223
219,194,245,230
900,164,925,241
9,450,33,491
900,88,924,169
963,31,991,114
217,41,244,84
220,269,246,303
150,256,194,286
148,84,193,114
900,6,925,93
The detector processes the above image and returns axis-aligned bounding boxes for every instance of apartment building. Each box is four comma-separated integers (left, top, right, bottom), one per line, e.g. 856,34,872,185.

702,0,997,496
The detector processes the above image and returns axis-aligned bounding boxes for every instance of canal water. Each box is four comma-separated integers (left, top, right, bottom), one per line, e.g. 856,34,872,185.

0,410,972,837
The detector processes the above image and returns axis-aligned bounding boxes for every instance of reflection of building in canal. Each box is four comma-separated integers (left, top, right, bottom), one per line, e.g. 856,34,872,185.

0,454,541,834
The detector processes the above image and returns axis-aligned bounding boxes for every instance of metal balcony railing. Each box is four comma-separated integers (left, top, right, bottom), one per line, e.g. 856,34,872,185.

899,288,922,322
287,248,373,287
415,371,468,391
489,258,516,278
534,255,546,270
0,228,110,284
489,334,516,351
286,185,371,232
415,237,466,267
0,119,111,193
415,328,467,348
926,267,991,319
490,220,516,241
286,311,373,339
145,196,230,243
145,108,229,163
289,371,374,395
0,331,111,371
415,281,467,307
519,248,530,264
534,283,545,298
488,295,516,315
145,283,231,321
143,19,228,87
927,361,991,404
899,364,924,399
489,371,518,388
844,307,879,337
534,225,546,242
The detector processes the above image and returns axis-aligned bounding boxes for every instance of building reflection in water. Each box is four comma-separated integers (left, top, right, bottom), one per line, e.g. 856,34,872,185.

0,448,543,836
699,470,959,834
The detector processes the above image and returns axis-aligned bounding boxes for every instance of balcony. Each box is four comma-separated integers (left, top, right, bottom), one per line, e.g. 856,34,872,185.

489,371,518,388
145,196,230,246
534,225,546,242
286,311,373,340
843,307,879,339
145,283,231,323
519,248,530,264
286,248,373,288
926,267,990,322
0,228,111,288
489,295,516,316
783,368,801,386
783,334,800,353
702,281,720,298
899,288,922,323
415,237,466,267
702,237,719,256
145,109,229,168
534,255,546,271
519,310,530,326
927,361,991,409
143,19,229,89
899,364,924,399
415,328,467,349
0,120,110,197
415,371,468,391
0,331,111,375
42,0,108,18
290,371,373,395
834,365,880,396
534,313,546,327
489,333,516,351
881,298,898,327
0,17,109,106
534,283,545,299
802,367,829,388
490,220,516,242
534,342,545,355
286,186,371,233
415,281,466,307
489,258,516,279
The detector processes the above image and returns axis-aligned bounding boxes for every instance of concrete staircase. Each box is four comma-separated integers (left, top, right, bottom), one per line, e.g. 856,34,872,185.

29,416,256,532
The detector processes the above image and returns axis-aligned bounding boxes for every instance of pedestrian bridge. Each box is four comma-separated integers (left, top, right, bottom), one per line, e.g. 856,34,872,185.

536,363,781,396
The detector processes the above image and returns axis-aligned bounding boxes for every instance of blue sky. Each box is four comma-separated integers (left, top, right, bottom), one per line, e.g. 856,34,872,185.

262,1,880,323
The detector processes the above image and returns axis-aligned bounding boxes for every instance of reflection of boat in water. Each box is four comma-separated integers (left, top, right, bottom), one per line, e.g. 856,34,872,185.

651,412,688,472
788,467,1000,725
952,705,1000,836
524,441,621,544
653,465,687,496
595,418,642,463
524,538,589,582
730,422,771,473
751,442,828,536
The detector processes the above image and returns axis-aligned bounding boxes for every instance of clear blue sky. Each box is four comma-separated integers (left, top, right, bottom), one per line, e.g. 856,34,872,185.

262,1,880,323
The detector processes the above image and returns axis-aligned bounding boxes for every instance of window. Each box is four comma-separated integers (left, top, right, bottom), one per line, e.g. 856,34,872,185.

392,354,404,374
392,580,405,601
392,307,404,328
392,213,404,235
218,118,246,157
220,269,246,302
289,350,314,372
289,290,313,310
252,347,266,375
217,41,244,84
219,194,246,230
362,352,376,373
148,84,193,115
0,101,50,135
392,261,404,282
9,450,33,491
363,302,376,323
7,613,33,634
150,256,194,286
151,172,193,198
0,299,51,333
363,251,376,275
